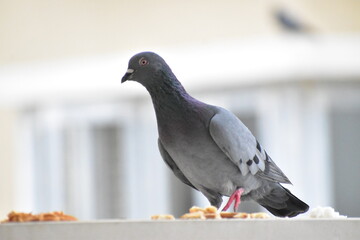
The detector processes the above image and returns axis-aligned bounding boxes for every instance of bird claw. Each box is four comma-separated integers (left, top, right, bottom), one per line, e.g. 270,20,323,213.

222,188,245,212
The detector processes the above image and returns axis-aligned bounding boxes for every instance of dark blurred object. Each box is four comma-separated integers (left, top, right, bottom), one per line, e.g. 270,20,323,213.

274,8,315,33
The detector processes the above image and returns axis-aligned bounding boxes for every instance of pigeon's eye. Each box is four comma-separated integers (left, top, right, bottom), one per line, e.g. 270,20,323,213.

139,57,149,66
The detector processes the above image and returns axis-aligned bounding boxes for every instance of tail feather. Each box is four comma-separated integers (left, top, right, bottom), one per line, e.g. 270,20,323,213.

257,186,309,218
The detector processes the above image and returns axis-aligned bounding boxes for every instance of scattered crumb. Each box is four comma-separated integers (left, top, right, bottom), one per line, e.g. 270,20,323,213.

220,212,239,218
204,212,221,219
204,206,217,214
249,212,271,219
233,212,250,219
152,206,272,220
180,211,206,220
151,214,175,220
189,206,206,213
1,211,77,223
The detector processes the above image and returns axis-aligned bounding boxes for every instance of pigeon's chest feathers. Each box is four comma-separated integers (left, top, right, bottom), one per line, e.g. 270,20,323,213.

157,103,211,145
148,80,215,148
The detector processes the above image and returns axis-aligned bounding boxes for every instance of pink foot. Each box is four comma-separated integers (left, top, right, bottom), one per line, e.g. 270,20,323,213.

222,188,245,212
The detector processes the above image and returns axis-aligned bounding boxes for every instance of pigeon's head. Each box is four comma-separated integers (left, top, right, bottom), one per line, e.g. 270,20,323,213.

121,52,171,87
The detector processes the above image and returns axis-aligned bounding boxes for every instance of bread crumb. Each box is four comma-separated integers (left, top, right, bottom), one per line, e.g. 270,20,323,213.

180,211,206,220
151,214,175,220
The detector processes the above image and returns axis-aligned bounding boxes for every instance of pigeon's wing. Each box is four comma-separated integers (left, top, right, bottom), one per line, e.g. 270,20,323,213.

209,107,291,184
158,139,198,190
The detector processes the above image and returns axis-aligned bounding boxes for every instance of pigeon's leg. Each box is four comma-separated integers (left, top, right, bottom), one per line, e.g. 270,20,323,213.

222,188,245,212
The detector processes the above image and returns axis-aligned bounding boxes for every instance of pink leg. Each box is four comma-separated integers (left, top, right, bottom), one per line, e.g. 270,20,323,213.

222,188,245,212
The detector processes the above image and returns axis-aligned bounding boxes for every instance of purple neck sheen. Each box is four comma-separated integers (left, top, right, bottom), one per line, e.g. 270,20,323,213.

146,70,204,119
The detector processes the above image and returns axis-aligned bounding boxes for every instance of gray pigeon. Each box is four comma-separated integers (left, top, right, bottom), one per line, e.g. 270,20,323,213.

121,52,309,217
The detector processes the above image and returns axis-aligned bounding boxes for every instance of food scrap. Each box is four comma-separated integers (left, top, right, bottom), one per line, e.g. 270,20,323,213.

151,206,271,220
151,214,175,220
1,211,77,223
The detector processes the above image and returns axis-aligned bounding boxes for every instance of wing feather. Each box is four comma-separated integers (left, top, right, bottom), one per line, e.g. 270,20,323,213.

208,107,291,184
209,107,259,176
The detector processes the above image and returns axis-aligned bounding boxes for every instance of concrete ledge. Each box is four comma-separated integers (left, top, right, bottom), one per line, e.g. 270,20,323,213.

1,219,359,240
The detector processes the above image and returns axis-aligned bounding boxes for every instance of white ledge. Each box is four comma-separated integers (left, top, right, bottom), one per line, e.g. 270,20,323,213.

1,219,359,240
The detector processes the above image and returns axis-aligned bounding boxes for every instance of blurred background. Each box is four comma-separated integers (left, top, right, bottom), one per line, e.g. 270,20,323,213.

1,0,360,220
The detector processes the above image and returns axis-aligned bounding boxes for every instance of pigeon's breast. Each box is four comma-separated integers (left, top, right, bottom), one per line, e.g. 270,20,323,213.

160,121,242,196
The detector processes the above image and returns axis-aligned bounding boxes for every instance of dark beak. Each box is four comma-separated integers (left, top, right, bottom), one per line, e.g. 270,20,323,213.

121,69,134,83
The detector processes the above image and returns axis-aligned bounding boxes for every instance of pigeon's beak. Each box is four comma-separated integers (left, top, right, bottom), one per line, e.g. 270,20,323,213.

121,69,134,83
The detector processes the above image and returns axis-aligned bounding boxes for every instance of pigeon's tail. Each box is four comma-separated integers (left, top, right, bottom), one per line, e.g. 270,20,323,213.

256,185,309,218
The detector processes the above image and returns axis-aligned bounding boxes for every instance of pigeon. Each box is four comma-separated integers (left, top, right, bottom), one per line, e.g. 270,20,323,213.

274,8,314,33
121,51,309,217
